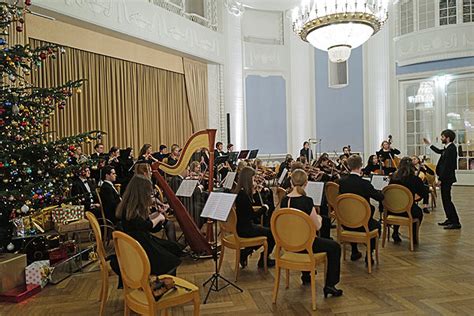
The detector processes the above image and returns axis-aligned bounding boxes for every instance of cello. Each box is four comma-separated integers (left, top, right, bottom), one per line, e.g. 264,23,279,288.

151,129,217,255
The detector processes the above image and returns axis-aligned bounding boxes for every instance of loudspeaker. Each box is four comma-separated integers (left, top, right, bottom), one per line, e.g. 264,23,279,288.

226,113,231,145
328,60,348,88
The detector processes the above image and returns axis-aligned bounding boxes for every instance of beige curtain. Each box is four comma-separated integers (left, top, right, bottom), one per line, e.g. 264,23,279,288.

183,58,208,131
29,39,193,154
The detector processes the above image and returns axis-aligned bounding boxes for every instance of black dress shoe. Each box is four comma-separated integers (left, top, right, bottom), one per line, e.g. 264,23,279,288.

350,251,362,261
323,286,343,298
240,249,252,268
444,223,461,230
438,220,451,226
392,232,402,244
423,208,430,214
258,256,275,268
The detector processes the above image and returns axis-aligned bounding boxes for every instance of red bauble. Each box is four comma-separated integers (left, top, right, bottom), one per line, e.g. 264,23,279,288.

69,145,76,151
39,52,47,60
0,162,3,168
20,121,28,126
25,0,32,6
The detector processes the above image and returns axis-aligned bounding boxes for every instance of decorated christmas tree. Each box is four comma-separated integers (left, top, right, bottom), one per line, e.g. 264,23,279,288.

0,1,101,251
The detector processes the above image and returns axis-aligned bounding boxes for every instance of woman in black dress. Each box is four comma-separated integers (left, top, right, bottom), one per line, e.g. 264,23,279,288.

389,157,428,244
280,169,343,297
376,141,401,175
115,175,182,276
362,154,382,176
234,167,275,269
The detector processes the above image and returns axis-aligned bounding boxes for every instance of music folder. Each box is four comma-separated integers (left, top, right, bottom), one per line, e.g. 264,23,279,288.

248,149,259,159
306,181,325,206
278,168,288,185
201,192,237,221
371,174,390,191
228,151,239,164
214,155,229,166
223,172,236,190
238,150,249,160
175,179,199,197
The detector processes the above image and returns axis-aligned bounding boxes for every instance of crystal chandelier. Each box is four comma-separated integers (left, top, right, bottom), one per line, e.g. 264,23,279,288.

292,0,389,63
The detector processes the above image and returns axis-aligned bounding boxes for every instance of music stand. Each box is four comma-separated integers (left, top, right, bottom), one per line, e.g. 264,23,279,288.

248,149,259,159
200,192,243,303
238,150,249,160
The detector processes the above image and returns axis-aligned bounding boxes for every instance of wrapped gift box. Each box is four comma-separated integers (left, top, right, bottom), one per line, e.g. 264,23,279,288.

25,260,51,288
51,205,84,224
0,253,27,293
48,247,68,265
54,218,90,234
0,284,41,303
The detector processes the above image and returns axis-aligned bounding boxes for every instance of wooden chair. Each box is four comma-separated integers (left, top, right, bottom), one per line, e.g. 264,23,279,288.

325,182,339,220
85,211,110,316
382,184,419,251
112,231,200,316
424,162,437,209
218,207,268,281
335,194,379,273
271,208,327,311
95,187,116,245
276,187,287,207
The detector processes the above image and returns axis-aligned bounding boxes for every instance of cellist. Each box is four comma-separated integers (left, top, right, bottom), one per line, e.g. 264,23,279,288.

376,138,401,175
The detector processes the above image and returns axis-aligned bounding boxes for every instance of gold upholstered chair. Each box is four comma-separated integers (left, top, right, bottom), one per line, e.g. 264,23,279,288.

382,184,419,251
85,211,110,316
218,207,268,281
325,181,339,220
112,231,200,316
335,194,379,274
271,208,327,311
276,187,287,207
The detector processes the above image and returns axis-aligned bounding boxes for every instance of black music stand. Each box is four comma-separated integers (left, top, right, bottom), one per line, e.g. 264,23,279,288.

200,192,243,303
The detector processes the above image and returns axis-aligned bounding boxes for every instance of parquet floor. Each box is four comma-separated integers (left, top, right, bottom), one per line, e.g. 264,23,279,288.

1,186,474,315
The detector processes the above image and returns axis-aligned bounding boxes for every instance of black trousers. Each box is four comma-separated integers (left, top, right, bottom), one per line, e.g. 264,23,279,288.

301,237,341,287
239,224,275,255
441,182,460,224
344,218,380,253
391,204,423,239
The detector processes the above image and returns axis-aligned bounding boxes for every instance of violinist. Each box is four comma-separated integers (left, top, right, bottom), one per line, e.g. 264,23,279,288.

277,154,293,178
362,155,382,176
313,155,340,182
227,143,234,154
153,145,169,162
215,142,225,157
108,146,120,169
167,144,180,166
188,160,207,191
376,139,401,175
337,155,350,176
300,141,313,163
234,167,275,269
342,146,351,158
412,155,434,214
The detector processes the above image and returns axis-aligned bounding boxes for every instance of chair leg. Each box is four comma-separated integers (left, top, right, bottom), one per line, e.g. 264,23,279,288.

409,223,414,251
367,241,372,274
285,269,290,289
375,236,379,264
235,249,241,282
218,245,225,273
416,222,420,245
310,269,316,311
382,222,387,248
324,259,327,286
124,301,130,316
99,272,108,316
264,241,268,273
193,292,200,316
272,267,281,304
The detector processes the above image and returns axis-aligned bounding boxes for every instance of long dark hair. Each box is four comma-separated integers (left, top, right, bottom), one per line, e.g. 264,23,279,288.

367,154,376,167
139,144,152,157
116,175,153,221
234,166,255,197
392,157,414,181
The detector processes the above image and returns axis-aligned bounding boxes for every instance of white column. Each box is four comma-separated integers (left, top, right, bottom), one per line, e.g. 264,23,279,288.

288,21,316,157
363,23,391,158
223,11,245,148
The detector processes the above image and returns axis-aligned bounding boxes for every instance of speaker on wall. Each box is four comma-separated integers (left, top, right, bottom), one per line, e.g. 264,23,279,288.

328,60,348,89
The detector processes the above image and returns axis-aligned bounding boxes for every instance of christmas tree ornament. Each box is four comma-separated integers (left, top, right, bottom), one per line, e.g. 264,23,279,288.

7,242,14,251
21,204,29,213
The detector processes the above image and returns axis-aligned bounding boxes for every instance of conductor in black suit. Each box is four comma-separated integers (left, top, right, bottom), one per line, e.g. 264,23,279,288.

100,166,121,224
339,155,383,263
423,130,461,229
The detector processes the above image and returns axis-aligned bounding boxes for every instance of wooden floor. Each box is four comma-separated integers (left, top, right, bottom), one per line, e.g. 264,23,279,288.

2,186,474,315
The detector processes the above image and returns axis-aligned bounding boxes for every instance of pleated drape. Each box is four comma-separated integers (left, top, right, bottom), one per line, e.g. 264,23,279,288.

29,39,194,153
183,58,209,132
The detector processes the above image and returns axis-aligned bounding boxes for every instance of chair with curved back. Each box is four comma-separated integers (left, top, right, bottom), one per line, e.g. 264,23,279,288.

276,187,287,207
335,194,379,273
95,187,116,245
271,208,327,311
218,207,268,281
112,231,200,316
325,182,339,220
382,184,419,251
424,162,437,209
85,211,110,316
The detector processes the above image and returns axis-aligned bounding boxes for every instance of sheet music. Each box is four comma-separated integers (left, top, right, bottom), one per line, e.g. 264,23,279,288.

176,179,198,197
306,181,325,206
201,192,237,221
223,172,236,190
371,175,390,190
278,168,288,185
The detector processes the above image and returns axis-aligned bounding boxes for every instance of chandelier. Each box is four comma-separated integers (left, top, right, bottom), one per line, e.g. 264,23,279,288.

292,0,389,63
